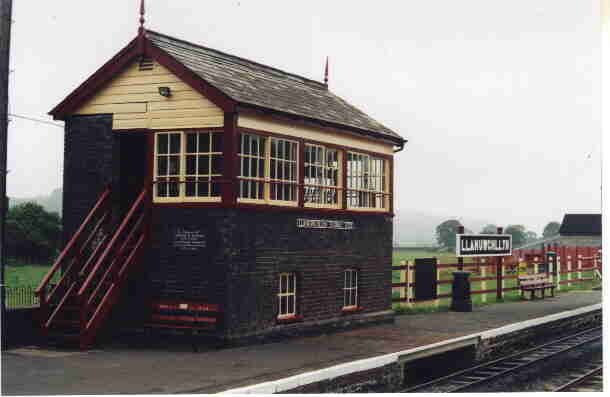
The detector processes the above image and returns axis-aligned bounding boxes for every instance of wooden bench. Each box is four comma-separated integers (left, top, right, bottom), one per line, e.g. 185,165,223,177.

518,274,555,299
143,300,222,350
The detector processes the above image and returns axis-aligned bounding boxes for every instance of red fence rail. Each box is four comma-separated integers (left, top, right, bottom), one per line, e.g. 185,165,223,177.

392,246,601,305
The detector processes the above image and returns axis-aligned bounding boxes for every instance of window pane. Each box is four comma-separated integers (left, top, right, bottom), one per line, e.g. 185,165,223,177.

186,155,196,175
157,182,167,197
169,156,180,175
198,181,209,197
199,133,210,153
198,155,210,175
242,134,250,155
185,181,196,197
170,134,181,154
211,155,222,175
157,157,168,176
287,295,295,314
211,181,221,196
158,134,168,154
186,133,197,153
168,182,179,197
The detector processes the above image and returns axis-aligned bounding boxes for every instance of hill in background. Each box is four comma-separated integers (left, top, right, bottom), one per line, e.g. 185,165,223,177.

10,188,62,215
394,209,490,246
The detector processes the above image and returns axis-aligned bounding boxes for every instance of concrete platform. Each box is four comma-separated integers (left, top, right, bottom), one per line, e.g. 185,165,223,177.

1,290,601,395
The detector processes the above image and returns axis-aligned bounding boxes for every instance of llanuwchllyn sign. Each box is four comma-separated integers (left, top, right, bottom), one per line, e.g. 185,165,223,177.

456,234,512,257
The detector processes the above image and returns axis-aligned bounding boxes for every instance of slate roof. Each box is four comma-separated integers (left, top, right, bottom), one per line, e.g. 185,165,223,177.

559,214,602,236
146,30,404,144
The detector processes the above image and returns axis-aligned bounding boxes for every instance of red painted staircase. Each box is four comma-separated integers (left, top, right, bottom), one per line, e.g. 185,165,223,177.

35,187,150,350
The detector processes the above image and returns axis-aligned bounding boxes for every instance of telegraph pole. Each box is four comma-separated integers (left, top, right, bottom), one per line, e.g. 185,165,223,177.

0,0,13,349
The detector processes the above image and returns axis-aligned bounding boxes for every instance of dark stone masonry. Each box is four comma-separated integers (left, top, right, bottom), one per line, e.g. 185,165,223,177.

144,207,394,341
62,115,114,244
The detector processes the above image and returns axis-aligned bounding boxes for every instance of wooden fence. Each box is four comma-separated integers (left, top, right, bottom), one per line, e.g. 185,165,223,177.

392,246,601,306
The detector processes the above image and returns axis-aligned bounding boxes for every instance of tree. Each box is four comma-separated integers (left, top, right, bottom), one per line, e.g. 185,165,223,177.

5,202,61,263
504,224,527,248
435,219,462,251
525,230,538,244
480,224,498,234
543,221,561,238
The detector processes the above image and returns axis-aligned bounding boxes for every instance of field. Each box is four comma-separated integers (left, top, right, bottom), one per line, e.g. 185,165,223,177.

6,264,52,287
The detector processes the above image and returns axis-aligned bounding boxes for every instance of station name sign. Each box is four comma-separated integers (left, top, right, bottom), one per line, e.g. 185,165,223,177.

296,218,354,230
456,234,512,257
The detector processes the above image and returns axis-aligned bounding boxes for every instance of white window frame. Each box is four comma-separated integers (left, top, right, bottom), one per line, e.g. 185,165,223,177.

346,151,389,211
343,269,359,309
153,131,223,203
304,143,342,209
277,272,297,319
238,133,299,207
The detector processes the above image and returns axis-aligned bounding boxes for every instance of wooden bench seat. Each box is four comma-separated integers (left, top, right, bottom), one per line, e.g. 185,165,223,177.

143,301,222,348
518,274,555,299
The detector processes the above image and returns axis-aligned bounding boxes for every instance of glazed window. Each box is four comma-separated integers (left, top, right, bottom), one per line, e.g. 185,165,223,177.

270,138,298,203
343,269,358,309
238,133,266,200
304,144,340,208
154,132,182,199
185,132,223,198
278,272,296,318
238,133,298,205
346,152,388,210
154,131,223,202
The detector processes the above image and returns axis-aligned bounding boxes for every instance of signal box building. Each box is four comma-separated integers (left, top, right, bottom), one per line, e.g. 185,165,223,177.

38,24,405,348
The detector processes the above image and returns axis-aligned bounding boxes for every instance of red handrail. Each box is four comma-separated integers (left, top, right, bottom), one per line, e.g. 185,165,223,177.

77,188,147,298
35,187,111,296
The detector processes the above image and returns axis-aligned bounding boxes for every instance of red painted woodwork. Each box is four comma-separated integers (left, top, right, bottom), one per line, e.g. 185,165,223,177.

144,300,222,332
36,187,112,332
222,113,238,205
37,187,150,350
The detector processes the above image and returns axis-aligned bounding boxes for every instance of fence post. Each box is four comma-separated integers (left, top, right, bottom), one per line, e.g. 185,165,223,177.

480,262,487,303
399,260,408,308
407,261,414,306
457,226,464,271
567,255,572,287
496,227,504,300
577,253,583,281
434,261,440,308
556,253,562,291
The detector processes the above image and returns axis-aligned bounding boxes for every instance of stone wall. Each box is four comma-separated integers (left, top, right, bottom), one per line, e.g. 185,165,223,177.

62,114,115,244
143,207,393,340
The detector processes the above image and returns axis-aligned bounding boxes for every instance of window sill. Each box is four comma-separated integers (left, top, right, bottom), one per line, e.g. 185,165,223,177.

341,306,364,315
276,314,303,324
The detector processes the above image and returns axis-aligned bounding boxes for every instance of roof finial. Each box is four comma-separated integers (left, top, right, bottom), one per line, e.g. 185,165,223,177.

138,0,146,35
324,56,329,86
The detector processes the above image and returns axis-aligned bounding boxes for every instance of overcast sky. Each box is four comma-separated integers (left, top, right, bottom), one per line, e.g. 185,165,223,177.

7,0,601,234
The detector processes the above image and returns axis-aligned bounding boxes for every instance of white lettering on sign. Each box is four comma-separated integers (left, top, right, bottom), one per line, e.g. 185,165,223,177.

456,234,512,257
173,228,207,251
296,218,355,230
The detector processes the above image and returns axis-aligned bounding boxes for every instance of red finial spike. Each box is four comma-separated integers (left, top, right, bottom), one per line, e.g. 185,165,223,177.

139,0,146,34
324,57,329,86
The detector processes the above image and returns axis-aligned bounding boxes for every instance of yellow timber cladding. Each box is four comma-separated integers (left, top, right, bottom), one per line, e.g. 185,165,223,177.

238,115,394,156
74,60,224,130
74,60,394,156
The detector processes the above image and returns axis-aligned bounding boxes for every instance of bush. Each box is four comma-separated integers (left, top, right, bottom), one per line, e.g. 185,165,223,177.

5,202,61,263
